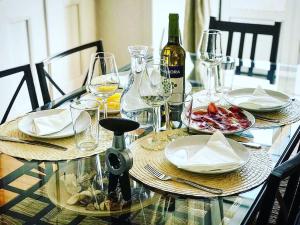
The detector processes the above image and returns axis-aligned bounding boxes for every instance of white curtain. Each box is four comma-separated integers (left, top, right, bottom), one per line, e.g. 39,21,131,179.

183,0,210,53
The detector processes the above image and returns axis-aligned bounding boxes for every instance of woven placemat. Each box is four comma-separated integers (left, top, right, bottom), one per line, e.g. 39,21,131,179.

253,99,300,128
129,129,272,197
0,119,112,161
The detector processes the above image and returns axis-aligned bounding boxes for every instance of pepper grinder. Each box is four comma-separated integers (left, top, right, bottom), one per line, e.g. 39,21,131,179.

99,118,139,201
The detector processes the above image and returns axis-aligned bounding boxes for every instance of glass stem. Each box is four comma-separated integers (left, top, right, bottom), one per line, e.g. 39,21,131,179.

207,66,212,99
153,106,161,137
103,98,108,118
165,102,170,130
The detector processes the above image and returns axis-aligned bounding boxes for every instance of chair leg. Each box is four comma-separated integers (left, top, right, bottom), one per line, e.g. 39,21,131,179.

256,177,280,225
267,70,276,84
268,64,276,84
235,66,241,75
287,181,300,225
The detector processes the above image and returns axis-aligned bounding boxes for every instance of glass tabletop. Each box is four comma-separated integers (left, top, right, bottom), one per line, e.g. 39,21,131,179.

1,56,300,225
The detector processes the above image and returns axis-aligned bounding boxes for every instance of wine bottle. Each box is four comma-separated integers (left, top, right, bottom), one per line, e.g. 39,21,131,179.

161,13,186,128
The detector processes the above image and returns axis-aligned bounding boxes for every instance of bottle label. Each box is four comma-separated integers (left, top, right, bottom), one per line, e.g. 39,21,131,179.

169,66,184,78
168,66,185,102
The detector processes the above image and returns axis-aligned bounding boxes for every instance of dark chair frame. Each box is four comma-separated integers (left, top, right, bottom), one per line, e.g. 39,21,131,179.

241,126,300,225
0,64,39,124
209,17,281,84
255,149,300,225
36,40,104,105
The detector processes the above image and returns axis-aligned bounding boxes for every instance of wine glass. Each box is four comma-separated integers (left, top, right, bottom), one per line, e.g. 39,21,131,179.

199,29,223,103
139,59,172,150
87,52,119,118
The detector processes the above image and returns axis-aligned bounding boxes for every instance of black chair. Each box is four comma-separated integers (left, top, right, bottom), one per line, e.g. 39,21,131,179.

209,17,281,84
294,212,300,225
36,40,104,105
0,65,39,124
254,147,300,225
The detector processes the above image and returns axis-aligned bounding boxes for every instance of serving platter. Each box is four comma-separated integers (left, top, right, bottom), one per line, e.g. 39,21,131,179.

182,104,255,134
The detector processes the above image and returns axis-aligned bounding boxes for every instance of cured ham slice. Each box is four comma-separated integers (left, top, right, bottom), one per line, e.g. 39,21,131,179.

190,103,251,132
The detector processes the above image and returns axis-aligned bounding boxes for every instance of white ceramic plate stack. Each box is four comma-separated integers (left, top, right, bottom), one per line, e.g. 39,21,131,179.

225,88,291,112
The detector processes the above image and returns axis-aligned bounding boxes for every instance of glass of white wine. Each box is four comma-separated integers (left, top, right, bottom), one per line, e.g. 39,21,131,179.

87,52,119,118
139,59,172,150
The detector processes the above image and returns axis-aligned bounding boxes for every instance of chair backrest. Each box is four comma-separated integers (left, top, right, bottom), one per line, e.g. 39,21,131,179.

209,17,281,62
36,40,104,104
0,64,39,124
255,145,300,225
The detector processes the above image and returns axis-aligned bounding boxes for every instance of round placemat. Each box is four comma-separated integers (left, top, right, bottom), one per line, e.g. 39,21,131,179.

0,119,112,161
253,99,300,128
129,129,272,197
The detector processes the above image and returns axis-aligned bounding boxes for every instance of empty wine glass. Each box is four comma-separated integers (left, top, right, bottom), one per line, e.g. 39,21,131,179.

87,52,120,118
199,29,223,103
139,59,172,150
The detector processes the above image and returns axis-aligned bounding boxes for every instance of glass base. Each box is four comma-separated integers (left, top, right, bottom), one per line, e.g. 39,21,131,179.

100,129,112,141
141,136,167,151
77,141,98,151
166,132,186,142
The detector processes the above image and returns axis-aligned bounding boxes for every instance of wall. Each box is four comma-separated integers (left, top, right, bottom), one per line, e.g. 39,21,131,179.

95,0,152,67
45,0,98,99
0,0,98,120
0,0,48,120
151,0,185,55
218,0,300,65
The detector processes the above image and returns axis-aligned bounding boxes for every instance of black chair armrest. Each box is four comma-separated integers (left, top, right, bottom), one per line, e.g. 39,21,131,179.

39,86,86,110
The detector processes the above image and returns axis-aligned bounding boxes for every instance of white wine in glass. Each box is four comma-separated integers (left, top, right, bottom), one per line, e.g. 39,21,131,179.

139,59,172,150
87,52,119,118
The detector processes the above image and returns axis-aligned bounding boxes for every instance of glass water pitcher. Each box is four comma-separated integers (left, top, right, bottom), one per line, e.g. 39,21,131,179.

120,45,153,129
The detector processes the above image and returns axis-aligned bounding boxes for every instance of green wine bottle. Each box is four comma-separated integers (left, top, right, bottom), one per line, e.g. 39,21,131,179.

161,13,186,128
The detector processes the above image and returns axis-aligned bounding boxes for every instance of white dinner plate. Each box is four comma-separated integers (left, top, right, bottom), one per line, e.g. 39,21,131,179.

18,109,89,139
225,88,291,112
165,135,250,174
182,108,255,134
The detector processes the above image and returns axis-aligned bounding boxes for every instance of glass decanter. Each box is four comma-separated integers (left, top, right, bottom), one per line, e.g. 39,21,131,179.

120,45,153,129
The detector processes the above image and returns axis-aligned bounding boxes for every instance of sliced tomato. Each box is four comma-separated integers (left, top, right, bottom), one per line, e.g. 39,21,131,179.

207,102,218,115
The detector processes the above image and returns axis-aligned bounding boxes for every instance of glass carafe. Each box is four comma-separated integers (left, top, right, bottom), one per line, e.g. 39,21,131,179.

120,45,153,129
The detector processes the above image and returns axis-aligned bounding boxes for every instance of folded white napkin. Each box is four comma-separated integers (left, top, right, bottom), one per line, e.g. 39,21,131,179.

32,110,72,136
238,86,284,109
170,131,244,172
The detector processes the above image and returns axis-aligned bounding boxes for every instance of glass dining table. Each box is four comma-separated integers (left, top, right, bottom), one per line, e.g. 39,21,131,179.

1,55,300,225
